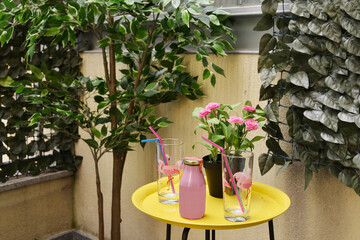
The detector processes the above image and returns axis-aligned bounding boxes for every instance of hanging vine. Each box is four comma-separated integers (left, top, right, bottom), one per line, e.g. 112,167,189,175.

255,0,360,196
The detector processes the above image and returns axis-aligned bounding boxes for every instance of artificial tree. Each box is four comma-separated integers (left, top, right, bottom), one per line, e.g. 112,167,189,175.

0,0,235,239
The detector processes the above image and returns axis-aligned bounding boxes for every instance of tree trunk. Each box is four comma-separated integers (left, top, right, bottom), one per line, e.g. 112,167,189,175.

95,160,105,240
111,151,127,240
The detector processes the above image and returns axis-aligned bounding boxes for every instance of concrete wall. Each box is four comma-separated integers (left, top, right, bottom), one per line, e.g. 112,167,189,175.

0,172,74,240
75,52,360,240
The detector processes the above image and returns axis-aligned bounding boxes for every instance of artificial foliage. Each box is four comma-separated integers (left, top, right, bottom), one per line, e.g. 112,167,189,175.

0,1,235,239
0,25,82,182
255,0,360,196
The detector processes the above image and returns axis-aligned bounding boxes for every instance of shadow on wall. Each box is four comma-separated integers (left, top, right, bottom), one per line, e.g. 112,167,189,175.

276,162,360,240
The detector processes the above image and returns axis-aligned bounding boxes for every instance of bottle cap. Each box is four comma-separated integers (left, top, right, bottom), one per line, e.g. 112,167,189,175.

183,157,202,166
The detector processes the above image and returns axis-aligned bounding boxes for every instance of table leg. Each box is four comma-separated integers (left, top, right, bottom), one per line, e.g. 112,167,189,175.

166,224,171,240
268,219,274,240
182,228,190,240
205,229,215,240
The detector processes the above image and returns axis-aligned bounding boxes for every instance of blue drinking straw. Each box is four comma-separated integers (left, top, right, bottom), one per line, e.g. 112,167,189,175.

141,138,168,165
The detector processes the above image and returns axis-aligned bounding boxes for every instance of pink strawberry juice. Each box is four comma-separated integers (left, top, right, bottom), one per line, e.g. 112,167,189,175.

179,158,206,219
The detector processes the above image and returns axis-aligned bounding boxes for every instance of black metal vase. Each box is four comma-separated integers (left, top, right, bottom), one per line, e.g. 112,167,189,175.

203,154,223,198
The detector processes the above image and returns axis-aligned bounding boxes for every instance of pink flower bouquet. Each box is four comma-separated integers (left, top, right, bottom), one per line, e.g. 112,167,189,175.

193,101,266,161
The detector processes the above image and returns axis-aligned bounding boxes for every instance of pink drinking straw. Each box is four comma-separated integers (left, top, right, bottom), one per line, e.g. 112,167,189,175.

201,136,245,213
149,126,176,194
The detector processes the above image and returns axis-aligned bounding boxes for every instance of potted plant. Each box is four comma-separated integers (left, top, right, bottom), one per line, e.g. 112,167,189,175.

0,0,235,239
193,102,265,197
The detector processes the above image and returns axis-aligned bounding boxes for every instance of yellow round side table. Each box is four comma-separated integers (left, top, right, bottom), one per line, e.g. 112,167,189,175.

132,181,290,240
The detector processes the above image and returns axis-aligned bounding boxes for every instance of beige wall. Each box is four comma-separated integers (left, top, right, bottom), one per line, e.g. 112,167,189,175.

76,52,360,240
0,174,74,240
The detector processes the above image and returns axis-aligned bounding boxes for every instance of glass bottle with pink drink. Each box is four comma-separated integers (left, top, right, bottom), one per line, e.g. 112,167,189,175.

179,157,206,219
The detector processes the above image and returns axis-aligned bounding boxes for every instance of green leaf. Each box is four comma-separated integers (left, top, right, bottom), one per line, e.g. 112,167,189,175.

321,21,341,43
325,40,347,59
277,161,290,176
29,113,42,127
209,14,220,25
212,43,226,56
338,169,353,187
308,55,328,76
258,153,275,175
341,17,360,39
343,1,360,21
306,1,327,20
320,109,339,132
339,95,358,114
253,14,273,31
92,127,102,139
207,118,220,124
304,168,313,190
343,37,360,57
292,38,313,55
196,53,202,61
320,131,345,144
84,139,98,149
145,82,157,91
259,34,277,56
40,89,48,97
15,85,25,94
318,90,341,110
209,134,225,143
260,68,276,88
162,0,171,8
264,102,278,122
198,46,209,56
171,0,180,8
119,24,127,34
0,19,8,29
287,71,309,89
101,125,108,137
261,0,278,16
289,1,310,18
181,9,190,27
2,0,16,10
29,65,43,80
303,110,322,122
203,69,210,80
158,122,168,127
345,56,360,74
210,73,216,87
251,136,264,143
212,63,225,77
0,76,13,87
44,27,60,37
266,138,288,157
4,26,14,43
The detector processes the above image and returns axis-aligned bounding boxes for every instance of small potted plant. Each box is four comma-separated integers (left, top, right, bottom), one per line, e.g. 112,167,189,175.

192,102,265,198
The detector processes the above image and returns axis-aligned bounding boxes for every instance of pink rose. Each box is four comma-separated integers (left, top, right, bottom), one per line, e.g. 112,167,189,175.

198,109,211,118
244,105,256,112
205,102,220,111
227,116,244,125
245,118,259,130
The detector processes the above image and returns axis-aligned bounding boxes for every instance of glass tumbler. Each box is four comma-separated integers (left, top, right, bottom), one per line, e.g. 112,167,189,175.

222,150,254,222
156,138,184,204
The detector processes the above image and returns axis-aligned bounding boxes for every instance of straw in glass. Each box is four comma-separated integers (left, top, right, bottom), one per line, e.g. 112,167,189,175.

148,127,176,194
201,136,245,213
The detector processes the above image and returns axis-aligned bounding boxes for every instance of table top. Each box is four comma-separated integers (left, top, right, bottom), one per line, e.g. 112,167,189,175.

132,180,290,230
